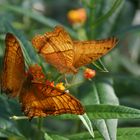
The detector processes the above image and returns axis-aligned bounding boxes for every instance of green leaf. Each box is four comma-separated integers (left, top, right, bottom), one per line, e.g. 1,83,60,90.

91,0,124,29
92,78,119,140
0,4,77,38
44,133,53,140
119,55,140,76
113,74,140,98
117,127,140,140
115,25,140,36
86,105,140,119
67,127,140,140
112,1,137,36
50,134,69,140
0,118,25,139
3,22,52,73
3,22,35,66
78,113,94,138
67,131,95,140
79,78,119,140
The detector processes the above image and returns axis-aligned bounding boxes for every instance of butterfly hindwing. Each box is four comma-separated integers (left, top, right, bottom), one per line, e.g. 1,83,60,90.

1,33,25,97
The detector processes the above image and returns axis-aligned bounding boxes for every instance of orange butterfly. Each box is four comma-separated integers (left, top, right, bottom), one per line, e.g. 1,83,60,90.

1,33,84,119
32,26,118,74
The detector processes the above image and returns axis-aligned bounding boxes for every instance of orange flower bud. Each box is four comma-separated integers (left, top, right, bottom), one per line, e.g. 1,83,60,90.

46,80,54,87
56,82,65,91
84,68,96,79
67,8,87,25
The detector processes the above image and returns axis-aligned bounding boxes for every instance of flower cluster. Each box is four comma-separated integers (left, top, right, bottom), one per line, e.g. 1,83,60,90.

46,81,65,91
27,64,65,91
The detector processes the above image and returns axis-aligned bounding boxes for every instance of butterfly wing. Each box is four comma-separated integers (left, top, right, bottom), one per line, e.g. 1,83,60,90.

20,78,84,119
32,26,76,73
73,37,118,68
1,33,25,97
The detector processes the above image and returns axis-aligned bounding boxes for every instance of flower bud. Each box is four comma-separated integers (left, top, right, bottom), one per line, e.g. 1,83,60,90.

46,80,54,87
84,68,96,79
56,82,65,91
67,8,87,25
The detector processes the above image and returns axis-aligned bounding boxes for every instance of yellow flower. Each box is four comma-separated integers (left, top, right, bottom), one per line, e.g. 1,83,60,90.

67,8,87,25
56,82,65,91
84,68,96,79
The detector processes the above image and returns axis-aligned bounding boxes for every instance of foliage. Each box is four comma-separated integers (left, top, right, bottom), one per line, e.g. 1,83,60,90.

0,0,140,140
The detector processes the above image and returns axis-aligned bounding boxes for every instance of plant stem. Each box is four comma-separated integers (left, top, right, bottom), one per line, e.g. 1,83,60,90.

9,115,30,120
37,117,43,140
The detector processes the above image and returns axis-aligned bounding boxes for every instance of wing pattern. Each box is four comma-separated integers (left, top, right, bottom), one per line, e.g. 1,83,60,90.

1,33,25,97
20,80,84,119
73,37,118,68
32,26,76,73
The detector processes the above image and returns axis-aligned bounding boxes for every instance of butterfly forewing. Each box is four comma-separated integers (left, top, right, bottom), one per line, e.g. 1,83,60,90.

73,37,118,68
32,26,76,73
1,33,25,97
20,80,84,118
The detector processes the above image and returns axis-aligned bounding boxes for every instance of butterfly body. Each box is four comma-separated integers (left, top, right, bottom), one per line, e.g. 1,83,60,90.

32,26,118,74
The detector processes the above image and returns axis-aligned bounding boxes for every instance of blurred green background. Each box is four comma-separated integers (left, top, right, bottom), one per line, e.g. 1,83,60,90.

0,0,140,140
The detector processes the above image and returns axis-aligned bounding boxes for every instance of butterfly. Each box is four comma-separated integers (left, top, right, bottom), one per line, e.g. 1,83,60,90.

32,26,118,74
1,33,84,119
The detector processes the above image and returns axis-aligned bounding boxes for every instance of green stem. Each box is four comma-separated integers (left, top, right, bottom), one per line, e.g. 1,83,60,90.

66,81,84,89
37,117,43,140
9,115,29,120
